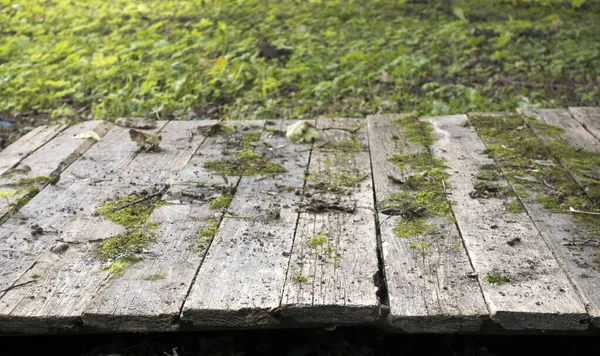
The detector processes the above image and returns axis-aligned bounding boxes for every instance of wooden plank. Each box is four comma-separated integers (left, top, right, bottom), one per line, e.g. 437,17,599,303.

0,120,206,333
0,125,66,176
519,109,599,152
0,123,176,333
81,120,264,332
181,120,311,328
427,115,588,331
366,114,487,333
515,109,600,326
279,118,380,325
569,107,600,142
0,123,168,295
0,121,111,221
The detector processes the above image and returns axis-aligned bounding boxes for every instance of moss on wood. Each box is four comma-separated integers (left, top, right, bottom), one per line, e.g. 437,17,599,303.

93,192,167,277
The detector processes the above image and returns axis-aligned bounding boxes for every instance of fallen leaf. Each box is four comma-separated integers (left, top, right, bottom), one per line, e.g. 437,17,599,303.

115,117,157,129
286,121,318,143
197,120,236,135
73,131,101,141
129,129,162,151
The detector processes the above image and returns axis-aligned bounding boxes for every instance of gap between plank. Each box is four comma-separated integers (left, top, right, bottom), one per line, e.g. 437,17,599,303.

365,118,390,318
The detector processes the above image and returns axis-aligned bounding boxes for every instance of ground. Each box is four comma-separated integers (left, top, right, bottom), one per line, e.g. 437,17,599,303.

1,0,599,148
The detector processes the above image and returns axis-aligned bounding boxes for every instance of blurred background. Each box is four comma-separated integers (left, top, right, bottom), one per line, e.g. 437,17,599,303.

1,0,598,150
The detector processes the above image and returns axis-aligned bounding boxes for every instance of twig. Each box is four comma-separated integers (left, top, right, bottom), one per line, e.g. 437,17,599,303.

320,125,362,133
0,280,37,294
542,177,558,191
566,208,600,216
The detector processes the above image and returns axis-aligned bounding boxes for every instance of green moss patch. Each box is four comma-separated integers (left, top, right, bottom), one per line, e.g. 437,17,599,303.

382,116,456,240
195,219,219,252
1,176,44,220
209,194,233,210
293,271,308,285
470,113,600,216
308,231,328,247
484,272,510,286
305,133,368,195
504,199,525,213
204,149,286,176
469,113,600,265
93,192,167,277
328,139,362,154
143,273,165,281
409,240,431,256
476,164,501,181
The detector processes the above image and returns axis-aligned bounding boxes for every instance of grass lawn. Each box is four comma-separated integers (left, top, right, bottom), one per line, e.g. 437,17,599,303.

0,0,599,145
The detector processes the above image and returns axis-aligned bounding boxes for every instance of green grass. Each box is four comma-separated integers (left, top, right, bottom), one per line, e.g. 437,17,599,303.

0,0,598,142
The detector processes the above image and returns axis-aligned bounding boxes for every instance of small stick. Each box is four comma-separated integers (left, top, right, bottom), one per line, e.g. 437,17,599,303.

0,280,37,294
321,125,362,133
566,208,600,216
542,177,558,191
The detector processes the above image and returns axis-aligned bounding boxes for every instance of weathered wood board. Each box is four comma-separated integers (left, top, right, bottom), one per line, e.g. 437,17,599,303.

0,112,599,334
82,120,263,332
515,109,600,326
426,115,588,331
367,114,487,333
0,122,169,333
280,118,380,326
0,125,67,177
569,107,600,142
0,121,111,221
181,120,313,328
0,123,157,295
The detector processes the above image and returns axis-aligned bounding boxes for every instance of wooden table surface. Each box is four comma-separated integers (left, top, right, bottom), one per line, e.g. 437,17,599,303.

0,108,599,335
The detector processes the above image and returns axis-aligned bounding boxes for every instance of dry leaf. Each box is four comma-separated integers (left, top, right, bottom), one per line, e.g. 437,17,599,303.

115,117,157,129
197,120,236,135
286,121,318,143
73,131,101,141
129,129,162,151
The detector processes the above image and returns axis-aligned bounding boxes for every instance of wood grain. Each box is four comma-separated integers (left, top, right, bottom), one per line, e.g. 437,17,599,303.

0,125,66,177
427,114,588,331
516,109,600,326
81,120,264,332
0,121,111,221
280,118,380,326
181,120,311,328
569,107,600,142
367,114,487,333
0,122,181,333
0,123,168,296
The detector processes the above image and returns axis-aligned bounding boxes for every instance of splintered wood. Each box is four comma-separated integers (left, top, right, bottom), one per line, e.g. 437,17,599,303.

1,109,600,334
